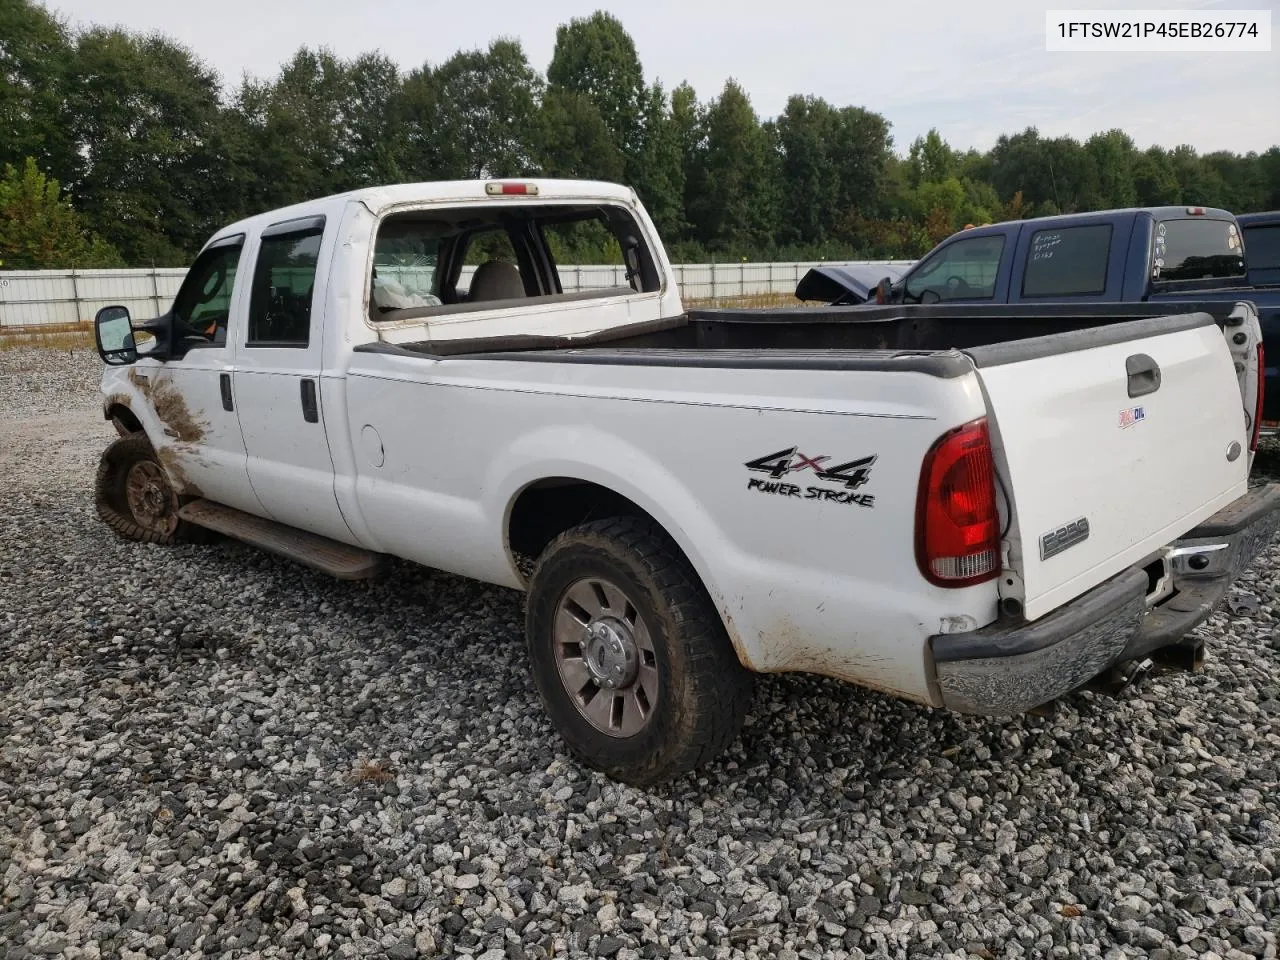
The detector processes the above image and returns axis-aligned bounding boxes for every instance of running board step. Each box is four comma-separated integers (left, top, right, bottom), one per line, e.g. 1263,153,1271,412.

178,499,387,580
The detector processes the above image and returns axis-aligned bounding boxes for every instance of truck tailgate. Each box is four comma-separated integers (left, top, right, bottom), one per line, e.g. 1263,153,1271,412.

970,314,1250,621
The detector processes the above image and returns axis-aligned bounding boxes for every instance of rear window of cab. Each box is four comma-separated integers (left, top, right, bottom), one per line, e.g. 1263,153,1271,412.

1153,218,1247,282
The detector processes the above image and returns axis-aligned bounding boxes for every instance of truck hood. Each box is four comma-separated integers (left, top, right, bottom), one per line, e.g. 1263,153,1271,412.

795,264,911,305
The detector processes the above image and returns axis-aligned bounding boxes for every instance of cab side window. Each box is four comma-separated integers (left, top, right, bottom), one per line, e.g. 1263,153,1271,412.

247,220,325,347
172,240,243,342
1243,224,1280,285
1021,225,1112,297
905,235,1005,303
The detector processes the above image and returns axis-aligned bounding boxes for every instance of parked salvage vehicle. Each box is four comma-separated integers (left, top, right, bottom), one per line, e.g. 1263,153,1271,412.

1237,210,1280,431
800,205,1280,433
93,179,1280,785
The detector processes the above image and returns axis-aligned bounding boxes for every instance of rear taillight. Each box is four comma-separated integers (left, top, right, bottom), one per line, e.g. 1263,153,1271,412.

916,418,1001,587
1252,342,1265,453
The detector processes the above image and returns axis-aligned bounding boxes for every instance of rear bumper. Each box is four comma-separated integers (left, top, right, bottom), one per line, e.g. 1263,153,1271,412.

931,483,1280,716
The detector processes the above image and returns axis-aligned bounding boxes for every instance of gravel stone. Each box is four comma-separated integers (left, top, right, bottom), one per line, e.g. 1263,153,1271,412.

3,348,1280,960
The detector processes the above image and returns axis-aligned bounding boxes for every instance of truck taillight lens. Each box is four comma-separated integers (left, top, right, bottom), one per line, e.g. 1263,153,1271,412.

1252,342,1265,453
916,418,1000,587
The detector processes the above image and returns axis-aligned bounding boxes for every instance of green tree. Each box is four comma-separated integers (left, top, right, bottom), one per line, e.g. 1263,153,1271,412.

0,157,122,268
430,40,542,178
777,98,891,248
1084,129,1137,208
0,0,76,182
907,129,955,185
686,80,780,254
958,177,1002,226
630,82,687,239
546,11,644,160
232,48,365,213
775,96,842,245
6,0,1280,266
537,87,623,181
1039,136,1096,212
908,176,966,240
1203,150,1268,213
988,128,1055,210
1132,147,1179,206
1170,144,1228,207
394,65,446,181
1260,147,1280,209
828,105,892,219
64,28,228,263
343,53,407,187
669,82,704,234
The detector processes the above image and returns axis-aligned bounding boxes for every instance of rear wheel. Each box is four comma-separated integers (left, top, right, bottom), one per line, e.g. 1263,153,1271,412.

526,516,754,786
94,434,195,545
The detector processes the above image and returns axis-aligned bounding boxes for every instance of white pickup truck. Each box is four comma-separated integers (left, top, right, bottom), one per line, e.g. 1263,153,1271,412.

92,178,1280,785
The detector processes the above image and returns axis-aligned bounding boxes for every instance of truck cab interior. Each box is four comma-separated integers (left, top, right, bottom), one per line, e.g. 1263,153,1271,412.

368,203,663,324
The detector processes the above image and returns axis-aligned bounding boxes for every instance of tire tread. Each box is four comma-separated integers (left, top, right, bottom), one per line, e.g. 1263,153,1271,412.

527,515,754,785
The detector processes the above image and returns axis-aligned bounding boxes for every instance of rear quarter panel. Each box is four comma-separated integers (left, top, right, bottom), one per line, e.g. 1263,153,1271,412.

339,353,997,705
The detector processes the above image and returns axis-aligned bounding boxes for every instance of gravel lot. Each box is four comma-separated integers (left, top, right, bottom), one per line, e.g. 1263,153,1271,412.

3,347,1280,960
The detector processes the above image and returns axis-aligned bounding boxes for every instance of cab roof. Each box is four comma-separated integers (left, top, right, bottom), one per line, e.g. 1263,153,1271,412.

1237,210,1280,227
961,205,1237,238
209,179,637,246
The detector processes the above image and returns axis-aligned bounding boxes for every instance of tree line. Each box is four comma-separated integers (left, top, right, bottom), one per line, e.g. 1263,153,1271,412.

2,0,1278,270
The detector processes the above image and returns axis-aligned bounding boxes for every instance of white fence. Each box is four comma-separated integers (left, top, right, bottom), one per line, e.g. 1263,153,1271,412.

0,260,914,328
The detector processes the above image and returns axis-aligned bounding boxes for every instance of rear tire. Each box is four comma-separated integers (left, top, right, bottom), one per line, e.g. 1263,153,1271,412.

94,434,197,545
526,516,754,786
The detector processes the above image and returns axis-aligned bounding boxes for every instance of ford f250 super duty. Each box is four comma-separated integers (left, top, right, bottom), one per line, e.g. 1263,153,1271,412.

92,179,1280,785
800,205,1280,429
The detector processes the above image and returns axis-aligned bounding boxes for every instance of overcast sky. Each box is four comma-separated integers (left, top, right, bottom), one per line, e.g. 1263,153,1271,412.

46,0,1279,155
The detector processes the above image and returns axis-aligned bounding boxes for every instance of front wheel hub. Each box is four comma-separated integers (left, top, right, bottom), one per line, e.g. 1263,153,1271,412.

124,460,178,536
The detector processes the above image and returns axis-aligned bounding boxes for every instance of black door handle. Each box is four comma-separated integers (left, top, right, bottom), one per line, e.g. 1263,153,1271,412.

300,378,319,423
219,373,234,411
1126,353,1161,398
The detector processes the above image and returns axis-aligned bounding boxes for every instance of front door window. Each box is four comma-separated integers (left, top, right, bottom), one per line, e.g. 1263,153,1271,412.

172,242,243,343
905,235,1006,303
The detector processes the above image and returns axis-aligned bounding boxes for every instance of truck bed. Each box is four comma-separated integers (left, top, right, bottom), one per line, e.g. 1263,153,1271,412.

342,294,1258,665
360,301,1248,370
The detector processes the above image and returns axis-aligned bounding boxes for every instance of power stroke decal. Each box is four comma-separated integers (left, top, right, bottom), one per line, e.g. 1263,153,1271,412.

744,447,877,507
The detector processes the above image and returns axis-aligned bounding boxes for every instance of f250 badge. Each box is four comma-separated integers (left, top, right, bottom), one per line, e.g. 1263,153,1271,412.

1040,516,1090,561
744,447,877,508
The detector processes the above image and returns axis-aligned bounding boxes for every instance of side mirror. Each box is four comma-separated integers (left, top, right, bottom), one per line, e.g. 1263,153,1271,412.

874,276,893,305
95,305,138,365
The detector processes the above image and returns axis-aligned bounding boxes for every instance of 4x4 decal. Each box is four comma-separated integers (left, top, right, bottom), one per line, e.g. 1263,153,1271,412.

744,447,878,507
745,447,877,488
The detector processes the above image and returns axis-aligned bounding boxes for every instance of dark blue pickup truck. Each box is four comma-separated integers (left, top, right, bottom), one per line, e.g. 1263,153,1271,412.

801,206,1280,423
1239,210,1280,287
